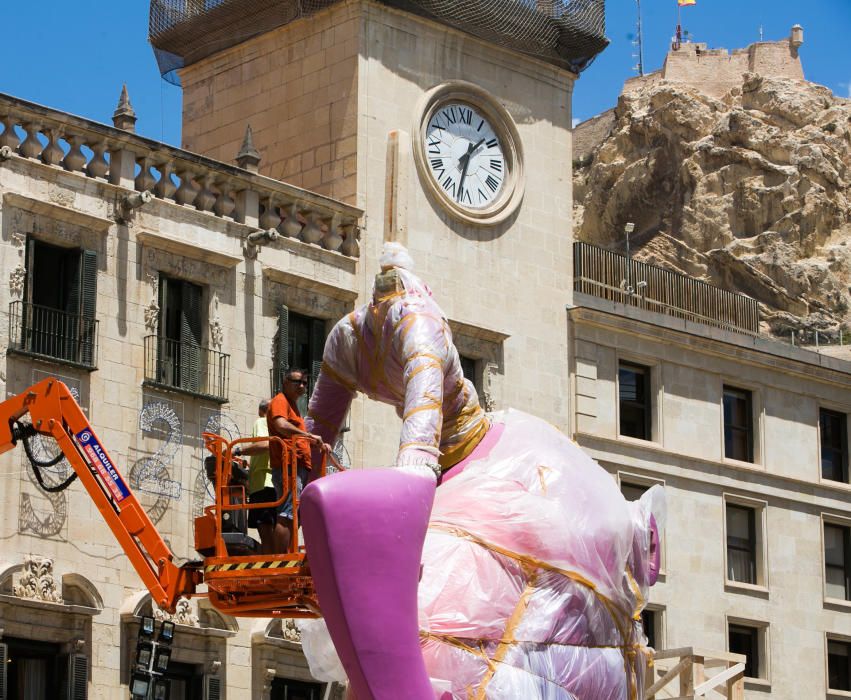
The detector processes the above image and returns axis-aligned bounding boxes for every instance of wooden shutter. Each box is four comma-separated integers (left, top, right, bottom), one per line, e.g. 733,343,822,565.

0,642,7,700
68,653,88,700
203,675,222,700
21,237,36,352
79,250,98,366
180,281,203,393
273,304,289,394
309,317,326,398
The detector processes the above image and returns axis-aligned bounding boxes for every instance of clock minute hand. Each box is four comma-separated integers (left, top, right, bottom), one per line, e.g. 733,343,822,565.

456,139,484,203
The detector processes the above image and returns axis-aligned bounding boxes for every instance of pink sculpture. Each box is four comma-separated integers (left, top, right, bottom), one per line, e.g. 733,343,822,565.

300,244,664,699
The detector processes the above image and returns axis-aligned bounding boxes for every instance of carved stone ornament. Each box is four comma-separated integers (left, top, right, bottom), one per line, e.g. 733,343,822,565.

482,361,499,413
209,291,224,349
154,597,199,627
281,618,301,642
9,266,25,299
144,273,160,333
13,556,63,603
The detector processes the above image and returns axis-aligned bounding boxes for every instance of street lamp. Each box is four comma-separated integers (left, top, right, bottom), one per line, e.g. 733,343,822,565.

131,616,176,699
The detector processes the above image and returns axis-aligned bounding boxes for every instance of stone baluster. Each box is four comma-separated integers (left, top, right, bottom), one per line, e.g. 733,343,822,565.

321,214,344,252
259,197,281,230
300,212,324,245
135,156,157,192
278,203,303,238
62,134,87,172
234,125,261,226
40,128,64,166
194,174,217,212
153,160,177,200
18,123,43,159
174,168,199,206
86,139,110,179
341,222,360,257
0,115,20,150
213,178,236,219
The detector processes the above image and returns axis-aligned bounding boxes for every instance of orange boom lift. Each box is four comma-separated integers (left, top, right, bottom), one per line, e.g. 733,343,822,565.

0,377,327,617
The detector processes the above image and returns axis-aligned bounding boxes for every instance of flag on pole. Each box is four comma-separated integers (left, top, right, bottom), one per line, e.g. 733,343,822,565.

678,0,696,6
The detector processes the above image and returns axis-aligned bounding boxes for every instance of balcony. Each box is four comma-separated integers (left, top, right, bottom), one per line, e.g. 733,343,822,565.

143,335,229,403
573,242,759,336
8,301,99,370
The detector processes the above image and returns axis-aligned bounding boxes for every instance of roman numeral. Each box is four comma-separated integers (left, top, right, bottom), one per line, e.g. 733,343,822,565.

462,189,472,204
478,188,487,203
430,158,443,169
430,122,444,132
446,108,457,124
490,159,502,172
486,138,498,149
442,175,456,197
477,119,484,132
461,108,473,125
485,174,500,192
428,138,440,155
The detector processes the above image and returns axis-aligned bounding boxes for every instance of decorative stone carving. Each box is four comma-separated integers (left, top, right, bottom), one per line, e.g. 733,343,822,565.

281,618,301,642
482,361,499,413
209,291,224,349
9,266,25,299
13,556,63,603
154,597,199,627
144,273,160,333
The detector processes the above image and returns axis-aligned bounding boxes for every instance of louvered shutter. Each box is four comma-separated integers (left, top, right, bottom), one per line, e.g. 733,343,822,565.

180,281,203,393
0,642,7,700
273,304,289,394
79,250,98,366
21,237,36,353
309,318,326,399
68,653,88,700
204,675,222,700
63,250,82,362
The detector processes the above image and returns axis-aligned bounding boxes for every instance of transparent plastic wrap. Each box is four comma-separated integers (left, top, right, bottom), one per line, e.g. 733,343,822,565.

418,409,662,699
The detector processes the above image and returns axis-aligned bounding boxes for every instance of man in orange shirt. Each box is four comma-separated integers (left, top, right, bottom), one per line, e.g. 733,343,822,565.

268,367,330,553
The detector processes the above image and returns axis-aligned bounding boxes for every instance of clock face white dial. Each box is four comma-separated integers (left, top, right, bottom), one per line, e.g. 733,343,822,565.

424,103,506,210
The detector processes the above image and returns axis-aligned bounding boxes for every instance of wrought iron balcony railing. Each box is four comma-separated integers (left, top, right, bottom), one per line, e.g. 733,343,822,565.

8,301,99,369
143,335,229,403
573,242,760,335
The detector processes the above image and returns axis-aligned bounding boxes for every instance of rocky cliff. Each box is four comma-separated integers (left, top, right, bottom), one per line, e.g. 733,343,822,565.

573,72,851,338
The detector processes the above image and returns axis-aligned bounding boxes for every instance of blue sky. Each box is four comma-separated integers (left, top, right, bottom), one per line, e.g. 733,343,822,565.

1,1,849,146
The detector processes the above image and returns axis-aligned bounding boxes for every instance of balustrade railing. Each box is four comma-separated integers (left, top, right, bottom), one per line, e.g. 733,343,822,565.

143,335,229,402
574,242,760,335
8,301,99,369
0,93,361,256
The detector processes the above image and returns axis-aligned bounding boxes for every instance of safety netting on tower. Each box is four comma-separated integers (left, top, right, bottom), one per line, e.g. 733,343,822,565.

149,0,607,83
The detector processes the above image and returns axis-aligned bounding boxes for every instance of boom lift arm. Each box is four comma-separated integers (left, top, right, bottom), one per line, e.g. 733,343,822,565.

0,378,201,611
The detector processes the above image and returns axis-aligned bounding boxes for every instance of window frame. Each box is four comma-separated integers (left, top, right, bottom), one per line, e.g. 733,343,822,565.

820,407,850,484
826,633,851,695
639,604,666,651
722,494,769,592
617,360,654,442
823,514,851,605
617,472,666,576
722,385,756,463
726,616,770,683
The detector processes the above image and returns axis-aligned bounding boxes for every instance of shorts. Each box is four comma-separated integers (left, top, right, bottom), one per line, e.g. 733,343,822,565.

247,487,278,528
273,464,310,521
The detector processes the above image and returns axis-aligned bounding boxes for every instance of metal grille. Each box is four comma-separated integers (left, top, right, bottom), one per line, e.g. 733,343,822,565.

149,0,607,81
8,301,99,369
143,335,230,402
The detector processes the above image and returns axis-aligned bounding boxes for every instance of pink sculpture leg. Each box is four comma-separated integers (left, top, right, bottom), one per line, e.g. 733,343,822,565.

300,469,436,700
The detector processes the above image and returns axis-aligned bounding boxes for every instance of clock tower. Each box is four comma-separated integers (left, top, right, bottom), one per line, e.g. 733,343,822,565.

152,0,606,452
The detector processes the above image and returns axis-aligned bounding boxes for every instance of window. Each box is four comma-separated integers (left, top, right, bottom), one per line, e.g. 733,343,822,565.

620,480,649,502
619,362,651,440
726,503,757,585
270,677,325,700
724,386,753,462
825,522,851,601
459,355,478,389
828,638,851,692
821,408,848,483
11,239,98,367
640,607,664,649
728,623,762,679
160,660,203,700
0,637,68,698
273,306,326,413
157,276,203,393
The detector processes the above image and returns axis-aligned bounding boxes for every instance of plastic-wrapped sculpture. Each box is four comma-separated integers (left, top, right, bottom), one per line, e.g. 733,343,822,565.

299,243,664,700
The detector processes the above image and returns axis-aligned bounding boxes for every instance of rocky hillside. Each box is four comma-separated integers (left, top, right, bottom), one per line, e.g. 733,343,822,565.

573,73,851,338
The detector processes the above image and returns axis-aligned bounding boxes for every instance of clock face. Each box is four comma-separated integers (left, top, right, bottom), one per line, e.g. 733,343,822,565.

424,103,506,211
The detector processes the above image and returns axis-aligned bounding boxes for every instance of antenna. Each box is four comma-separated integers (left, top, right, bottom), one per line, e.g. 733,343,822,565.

759,24,764,41
633,0,645,76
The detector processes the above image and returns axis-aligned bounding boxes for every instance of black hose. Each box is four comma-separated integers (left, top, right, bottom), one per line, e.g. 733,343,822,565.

15,420,78,493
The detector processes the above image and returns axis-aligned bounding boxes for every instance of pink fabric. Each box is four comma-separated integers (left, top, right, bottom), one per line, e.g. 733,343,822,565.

438,421,505,485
